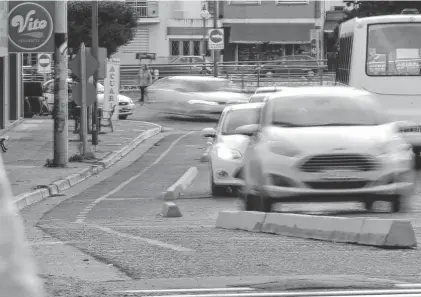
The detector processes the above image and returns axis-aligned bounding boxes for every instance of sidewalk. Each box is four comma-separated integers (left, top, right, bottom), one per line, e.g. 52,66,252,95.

1,118,161,205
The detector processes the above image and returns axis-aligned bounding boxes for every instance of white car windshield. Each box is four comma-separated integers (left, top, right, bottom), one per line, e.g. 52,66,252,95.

271,96,386,127
221,108,261,135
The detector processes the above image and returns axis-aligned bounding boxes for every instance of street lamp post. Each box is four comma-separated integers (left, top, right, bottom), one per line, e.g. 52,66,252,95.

200,5,210,67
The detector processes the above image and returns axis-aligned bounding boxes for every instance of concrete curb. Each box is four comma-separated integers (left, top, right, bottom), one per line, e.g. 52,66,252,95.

216,211,417,249
13,125,163,211
159,166,199,201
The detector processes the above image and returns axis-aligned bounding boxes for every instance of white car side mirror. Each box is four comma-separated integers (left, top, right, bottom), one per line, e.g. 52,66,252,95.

202,127,216,138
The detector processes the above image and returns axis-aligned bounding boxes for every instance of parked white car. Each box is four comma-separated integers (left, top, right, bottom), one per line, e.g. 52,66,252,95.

239,86,415,213
202,102,263,196
42,79,135,119
254,86,289,94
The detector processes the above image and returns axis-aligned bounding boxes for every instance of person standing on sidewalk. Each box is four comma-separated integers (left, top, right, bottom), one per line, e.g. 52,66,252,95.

136,64,153,104
0,156,44,296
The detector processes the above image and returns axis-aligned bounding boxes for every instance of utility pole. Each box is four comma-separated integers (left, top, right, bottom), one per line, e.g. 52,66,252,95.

91,0,99,146
80,43,88,155
53,0,68,167
213,0,219,77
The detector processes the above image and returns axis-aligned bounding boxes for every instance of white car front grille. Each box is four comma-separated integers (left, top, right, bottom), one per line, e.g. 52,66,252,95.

298,154,380,173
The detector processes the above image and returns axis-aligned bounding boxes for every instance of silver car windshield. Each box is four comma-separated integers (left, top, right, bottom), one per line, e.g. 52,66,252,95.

221,108,261,135
271,96,386,127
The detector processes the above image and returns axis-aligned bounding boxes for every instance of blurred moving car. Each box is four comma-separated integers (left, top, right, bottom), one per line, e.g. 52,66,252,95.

248,93,270,103
249,86,290,103
146,76,249,120
149,56,212,76
43,79,135,119
202,103,263,196
238,86,415,213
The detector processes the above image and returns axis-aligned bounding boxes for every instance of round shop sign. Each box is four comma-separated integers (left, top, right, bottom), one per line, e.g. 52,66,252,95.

8,2,54,51
39,54,50,67
209,29,223,44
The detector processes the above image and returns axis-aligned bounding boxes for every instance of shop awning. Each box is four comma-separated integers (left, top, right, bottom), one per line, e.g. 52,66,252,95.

324,20,339,33
229,23,314,44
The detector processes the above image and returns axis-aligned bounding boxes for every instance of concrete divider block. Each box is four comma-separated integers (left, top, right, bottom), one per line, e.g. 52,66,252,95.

357,219,417,248
160,167,199,200
161,202,182,218
331,217,365,243
215,211,266,232
67,173,83,186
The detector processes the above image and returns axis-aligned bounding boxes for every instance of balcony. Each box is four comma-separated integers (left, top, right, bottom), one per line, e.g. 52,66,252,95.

126,0,160,23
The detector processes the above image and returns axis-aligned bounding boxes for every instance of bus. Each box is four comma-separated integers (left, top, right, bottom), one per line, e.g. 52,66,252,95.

335,14,421,154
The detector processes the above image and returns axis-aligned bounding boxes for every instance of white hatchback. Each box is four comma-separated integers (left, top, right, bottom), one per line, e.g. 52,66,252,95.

239,86,415,213
202,103,263,196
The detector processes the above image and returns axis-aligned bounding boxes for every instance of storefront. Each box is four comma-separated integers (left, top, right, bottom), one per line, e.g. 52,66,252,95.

223,23,314,62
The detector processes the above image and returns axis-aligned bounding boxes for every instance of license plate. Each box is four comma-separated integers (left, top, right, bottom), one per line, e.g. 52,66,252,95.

321,170,361,180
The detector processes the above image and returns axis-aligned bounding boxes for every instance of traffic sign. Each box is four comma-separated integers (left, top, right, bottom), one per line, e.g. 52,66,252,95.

37,53,52,74
208,28,224,50
68,50,99,79
72,82,96,106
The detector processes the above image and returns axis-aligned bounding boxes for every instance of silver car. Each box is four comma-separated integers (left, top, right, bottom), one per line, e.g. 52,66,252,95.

146,76,249,120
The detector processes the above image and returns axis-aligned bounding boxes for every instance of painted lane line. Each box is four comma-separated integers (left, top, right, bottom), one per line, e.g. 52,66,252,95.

135,289,421,297
88,224,194,253
113,288,255,294
75,132,194,223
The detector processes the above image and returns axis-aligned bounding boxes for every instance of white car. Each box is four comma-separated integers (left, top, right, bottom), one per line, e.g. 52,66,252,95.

202,103,264,196
43,79,136,119
249,93,270,103
238,86,415,213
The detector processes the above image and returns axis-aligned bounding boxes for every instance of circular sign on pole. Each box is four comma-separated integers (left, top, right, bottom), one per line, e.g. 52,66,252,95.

39,54,50,67
8,2,54,51
208,28,224,50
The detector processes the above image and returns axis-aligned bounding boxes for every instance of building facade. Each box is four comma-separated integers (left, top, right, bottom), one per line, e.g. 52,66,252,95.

221,0,323,61
113,0,220,65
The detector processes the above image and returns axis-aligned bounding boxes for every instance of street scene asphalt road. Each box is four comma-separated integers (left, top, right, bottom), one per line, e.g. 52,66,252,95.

16,101,421,296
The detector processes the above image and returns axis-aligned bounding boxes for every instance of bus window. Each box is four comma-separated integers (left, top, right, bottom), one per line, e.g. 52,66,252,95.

366,23,421,76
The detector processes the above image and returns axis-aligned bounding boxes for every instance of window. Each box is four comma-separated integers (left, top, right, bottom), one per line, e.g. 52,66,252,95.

170,40,207,56
182,41,190,55
204,40,211,57
193,41,201,56
335,33,353,85
222,108,262,135
276,0,309,4
366,23,421,76
171,40,180,56
272,96,385,127
22,53,37,66
228,0,261,5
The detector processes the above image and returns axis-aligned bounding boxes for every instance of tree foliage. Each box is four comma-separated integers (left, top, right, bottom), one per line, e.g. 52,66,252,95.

331,1,421,50
68,1,138,57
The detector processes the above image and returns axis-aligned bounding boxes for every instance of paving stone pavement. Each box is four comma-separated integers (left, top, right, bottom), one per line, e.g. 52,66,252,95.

2,118,156,196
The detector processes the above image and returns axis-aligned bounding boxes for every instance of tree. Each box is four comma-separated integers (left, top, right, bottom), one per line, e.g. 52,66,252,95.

68,1,138,58
332,1,421,50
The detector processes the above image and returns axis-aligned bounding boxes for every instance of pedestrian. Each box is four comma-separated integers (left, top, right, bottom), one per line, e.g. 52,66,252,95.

136,64,153,104
0,155,44,296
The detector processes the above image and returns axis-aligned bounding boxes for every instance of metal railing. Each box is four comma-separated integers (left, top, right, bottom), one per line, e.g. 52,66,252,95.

20,59,336,93
119,60,334,92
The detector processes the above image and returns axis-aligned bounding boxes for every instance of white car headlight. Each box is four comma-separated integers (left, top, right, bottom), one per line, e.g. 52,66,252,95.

268,141,300,157
216,144,242,160
375,138,411,155
188,100,218,106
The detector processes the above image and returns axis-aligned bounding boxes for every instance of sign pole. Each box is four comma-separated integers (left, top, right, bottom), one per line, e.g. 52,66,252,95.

53,0,68,167
91,0,99,146
80,43,88,155
213,0,218,77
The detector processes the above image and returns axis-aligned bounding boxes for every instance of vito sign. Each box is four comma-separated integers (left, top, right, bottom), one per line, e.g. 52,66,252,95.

8,1,55,53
